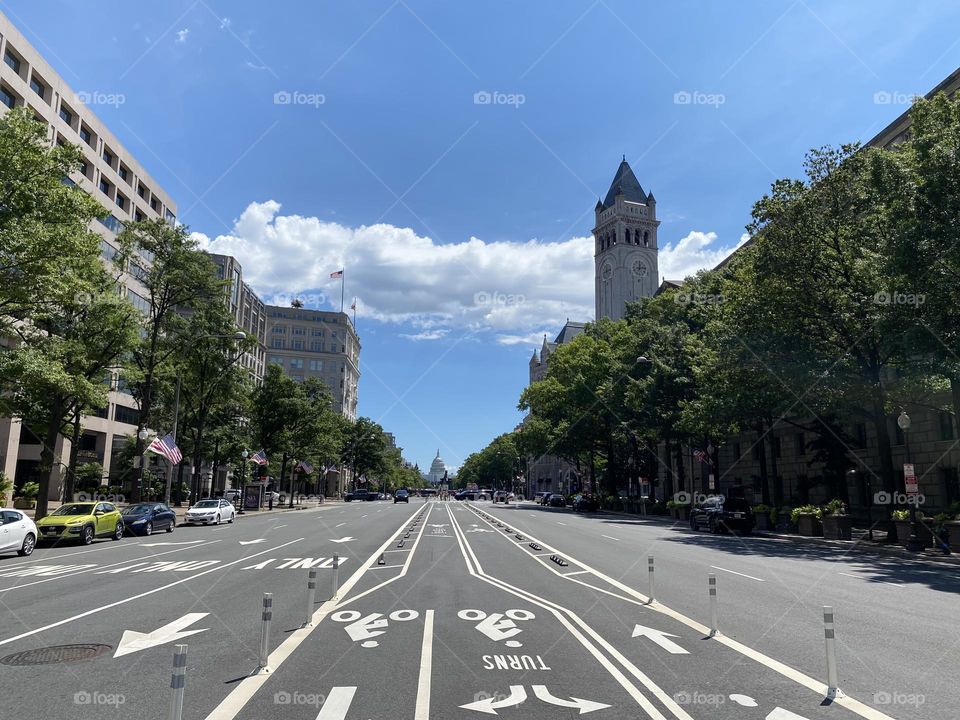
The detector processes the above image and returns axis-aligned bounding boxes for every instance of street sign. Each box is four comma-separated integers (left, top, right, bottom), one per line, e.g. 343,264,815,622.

708,473,716,490
903,464,918,494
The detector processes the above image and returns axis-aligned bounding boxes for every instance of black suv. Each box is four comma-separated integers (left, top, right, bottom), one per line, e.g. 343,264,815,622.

395,489,410,503
689,496,754,534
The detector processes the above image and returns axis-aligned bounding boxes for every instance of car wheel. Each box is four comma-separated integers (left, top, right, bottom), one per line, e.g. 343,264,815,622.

144,522,153,536
82,525,95,545
113,523,124,541
228,512,234,524
214,514,221,525
18,533,35,557
166,521,175,533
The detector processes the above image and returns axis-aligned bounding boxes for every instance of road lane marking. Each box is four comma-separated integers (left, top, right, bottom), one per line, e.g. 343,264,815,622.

114,613,209,657
710,565,765,582
601,535,622,542
204,504,423,720
632,625,689,654
563,570,590,577
838,572,903,587
368,564,405,570
0,538,303,648
414,609,435,720
556,522,567,525
532,685,610,714
335,522,346,527
464,506,896,720
315,686,357,720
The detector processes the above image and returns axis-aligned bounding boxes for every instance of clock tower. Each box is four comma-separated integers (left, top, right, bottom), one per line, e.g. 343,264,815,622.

593,158,659,321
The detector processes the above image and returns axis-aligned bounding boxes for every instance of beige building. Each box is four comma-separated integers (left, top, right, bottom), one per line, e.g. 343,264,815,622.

0,11,178,501
210,254,267,385
264,305,360,420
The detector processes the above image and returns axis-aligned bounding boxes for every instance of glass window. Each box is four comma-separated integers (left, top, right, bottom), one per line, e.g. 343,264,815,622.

100,240,117,261
271,326,286,334
165,208,176,226
79,126,91,143
126,288,150,314
134,210,144,222
269,356,284,365
29,77,45,99
99,178,110,195
150,197,159,212
293,327,305,335
98,214,123,234
59,106,73,124
4,51,20,73
290,358,304,369
312,329,323,336
118,166,128,181
114,404,140,426
115,194,125,209
79,161,88,177
292,340,303,350
103,149,114,165
310,341,323,352
0,87,14,109
309,360,323,371
137,184,147,198
270,339,284,349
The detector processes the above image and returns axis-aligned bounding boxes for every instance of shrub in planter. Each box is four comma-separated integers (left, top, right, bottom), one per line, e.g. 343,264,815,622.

666,500,689,520
890,509,914,545
13,480,39,509
822,500,853,540
791,505,823,536
752,504,772,531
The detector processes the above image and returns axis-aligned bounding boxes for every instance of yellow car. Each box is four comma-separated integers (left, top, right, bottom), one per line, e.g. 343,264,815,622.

36,502,125,545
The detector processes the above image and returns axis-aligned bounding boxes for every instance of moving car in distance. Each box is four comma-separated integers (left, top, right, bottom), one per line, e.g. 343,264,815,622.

547,494,567,508
395,489,410,503
689,495,754,535
572,493,599,512
534,491,551,505
35,502,124,545
0,509,38,556
184,498,236,525
121,503,177,535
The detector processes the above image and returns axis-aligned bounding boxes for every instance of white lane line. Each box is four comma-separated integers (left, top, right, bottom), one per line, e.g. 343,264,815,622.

0,538,303,647
838,572,903,587
710,565,765,582
414,609,435,720
563,570,590,576
368,564,405,570
273,524,287,529
601,535,622,542
315,686,357,720
557,522,567,526
335,522,346,528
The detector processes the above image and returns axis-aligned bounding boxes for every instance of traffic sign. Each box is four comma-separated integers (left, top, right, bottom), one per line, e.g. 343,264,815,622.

904,464,918,494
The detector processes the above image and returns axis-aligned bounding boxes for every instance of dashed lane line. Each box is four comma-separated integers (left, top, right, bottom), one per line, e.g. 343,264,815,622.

710,565,765,582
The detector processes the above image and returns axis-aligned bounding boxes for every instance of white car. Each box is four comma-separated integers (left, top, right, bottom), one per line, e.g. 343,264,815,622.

184,499,236,525
0,509,38,556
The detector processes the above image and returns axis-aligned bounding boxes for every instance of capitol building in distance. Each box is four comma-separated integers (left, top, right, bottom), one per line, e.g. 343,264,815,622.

425,450,449,486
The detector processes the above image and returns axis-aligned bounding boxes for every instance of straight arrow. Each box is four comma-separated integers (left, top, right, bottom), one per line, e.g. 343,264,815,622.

532,686,610,714
114,613,209,657
238,539,267,545
329,537,355,543
631,624,689,654
460,686,527,715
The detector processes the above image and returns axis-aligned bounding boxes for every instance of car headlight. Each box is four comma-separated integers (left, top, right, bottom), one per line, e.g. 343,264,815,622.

132,519,146,524
66,519,84,525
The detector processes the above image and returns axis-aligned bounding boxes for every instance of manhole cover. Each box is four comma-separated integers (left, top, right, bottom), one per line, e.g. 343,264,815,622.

0,643,112,666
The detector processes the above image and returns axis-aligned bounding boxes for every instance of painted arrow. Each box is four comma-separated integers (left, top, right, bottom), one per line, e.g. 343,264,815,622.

532,686,611,715
138,539,207,547
766,709,810,720
114,613,209,657
460,686,527,715
238,539,267,545
631,624,689,654
329,537,355,544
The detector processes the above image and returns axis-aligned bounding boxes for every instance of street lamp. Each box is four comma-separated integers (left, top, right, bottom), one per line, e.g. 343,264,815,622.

238,448,249,514
136,428,149,502
897,411,923,552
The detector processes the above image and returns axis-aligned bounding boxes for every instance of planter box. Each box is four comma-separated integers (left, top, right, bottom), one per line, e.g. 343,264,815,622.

753,511,771,531
893,519,914,545
946,522,960,552
796,514,823,537
13,498,36,509
822,514,853,540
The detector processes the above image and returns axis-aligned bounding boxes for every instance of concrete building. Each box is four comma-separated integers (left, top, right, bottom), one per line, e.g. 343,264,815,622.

209,254,267,385
0,11,177,501
264,305,360,420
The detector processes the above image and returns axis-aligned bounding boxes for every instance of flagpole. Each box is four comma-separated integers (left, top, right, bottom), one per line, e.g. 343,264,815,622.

340,270,345,313
165,372,181,505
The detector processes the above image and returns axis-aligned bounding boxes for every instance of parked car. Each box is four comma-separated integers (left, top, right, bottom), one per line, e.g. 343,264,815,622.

184,499,236,525
121,503,177,535
224,489,242,502
345,489,372,502
572,494,599,512
0,509,38,556
689,496,754,534
547,494,567,508
534,491,552,505
395,489,410,504
35,502,124,545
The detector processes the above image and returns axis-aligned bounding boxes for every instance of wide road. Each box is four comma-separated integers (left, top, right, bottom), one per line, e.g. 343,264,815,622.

0,498,952,719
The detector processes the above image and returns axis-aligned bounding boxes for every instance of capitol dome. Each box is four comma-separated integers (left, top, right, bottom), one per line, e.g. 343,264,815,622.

427,450,447,485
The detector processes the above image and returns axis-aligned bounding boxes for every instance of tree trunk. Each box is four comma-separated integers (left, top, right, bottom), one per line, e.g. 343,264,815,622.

662,439,674,502
870,387,896,494
769,420,783,507
36,398,66,520
673,441,686,494
756,421,771,506
951,376,960,436
62,410,82,503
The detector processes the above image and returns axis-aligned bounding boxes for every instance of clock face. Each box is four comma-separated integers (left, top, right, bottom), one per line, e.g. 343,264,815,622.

601,264,613,280
632,259,648,278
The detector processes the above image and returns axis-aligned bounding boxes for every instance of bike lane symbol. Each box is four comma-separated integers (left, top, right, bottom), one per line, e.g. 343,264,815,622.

458,609,535,648
332,609,420,648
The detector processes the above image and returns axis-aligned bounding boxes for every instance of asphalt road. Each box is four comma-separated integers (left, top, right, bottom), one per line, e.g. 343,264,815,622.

0,498,952,719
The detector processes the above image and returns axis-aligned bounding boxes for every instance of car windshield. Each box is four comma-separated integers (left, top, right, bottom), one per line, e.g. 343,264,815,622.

50,504,95,516
122,504,153,514
193,500,219,508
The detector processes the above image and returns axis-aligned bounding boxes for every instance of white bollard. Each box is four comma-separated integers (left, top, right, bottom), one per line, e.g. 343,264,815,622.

823,606,843,699
708,574,719,637
305,569,317,627
258,593,272,673
332,554,340,599
647,556,655,604
167,644,187,720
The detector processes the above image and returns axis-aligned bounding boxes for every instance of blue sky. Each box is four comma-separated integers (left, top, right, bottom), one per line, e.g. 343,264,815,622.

9,0,960,472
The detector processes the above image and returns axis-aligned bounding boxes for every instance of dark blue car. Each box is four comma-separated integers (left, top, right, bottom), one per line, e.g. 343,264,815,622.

121,503,177,535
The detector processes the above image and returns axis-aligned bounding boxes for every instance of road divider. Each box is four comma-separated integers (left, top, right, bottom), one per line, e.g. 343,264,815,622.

257,593,272,674
708,574,719,638
331,554,340,600
823,606,843,700
648,556,655,604
168,644,188,720
304,569,317,628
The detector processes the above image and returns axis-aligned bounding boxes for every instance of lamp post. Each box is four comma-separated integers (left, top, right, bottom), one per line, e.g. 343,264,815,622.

238,449,248,513
897,411,923,552
136,428,149,502
706,441,715,495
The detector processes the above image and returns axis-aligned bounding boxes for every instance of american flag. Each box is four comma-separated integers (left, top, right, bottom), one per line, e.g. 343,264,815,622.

147,433,182,464
693,449,712,465
296,460,314,474
250,449,268,466
330,270,343,279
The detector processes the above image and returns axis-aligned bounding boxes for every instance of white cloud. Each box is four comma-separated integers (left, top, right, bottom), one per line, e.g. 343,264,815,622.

175,28,190,44
192,201,743,347
219,17,232,30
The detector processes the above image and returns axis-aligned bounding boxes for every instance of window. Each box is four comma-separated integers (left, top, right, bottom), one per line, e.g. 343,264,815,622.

150,197,159,212
99,214,123,233
270,339,284,349
269,356,284,366
4,51,20,73
271,326,286,334
165,208,176,226
137,184,147,198
290,358,304,369
59,106,73,124
130,262,148,282
29,77,45,99
126,288,150,314
99,178,111,195
331,331,337,339
79,160,89,177
100,240,118,261
102,149,114,166
115,193,126,210
940,411,956,441
312,329,324,336
0,86,14,109
135,210,144,222
114,404,140,426
118,166,128,182
309,360,323,371
310,341,323,352
292,327,305,335
854,423,867,449
292,340,304,350
79,126,91,144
